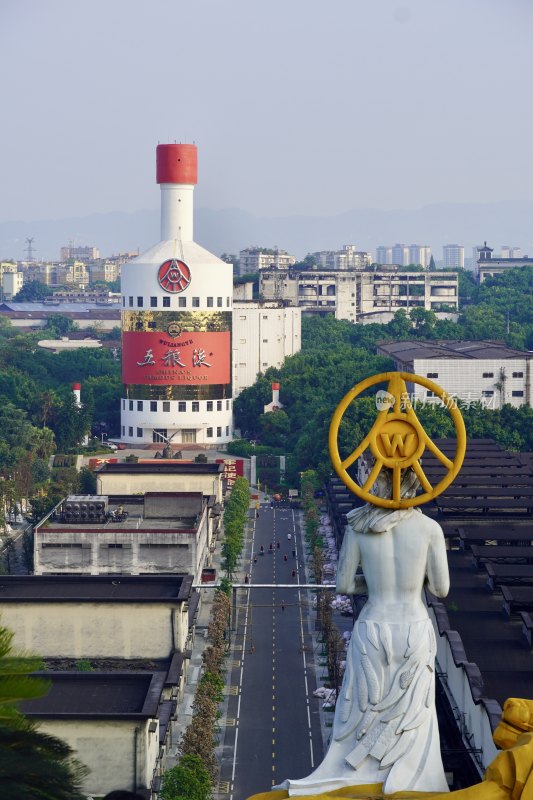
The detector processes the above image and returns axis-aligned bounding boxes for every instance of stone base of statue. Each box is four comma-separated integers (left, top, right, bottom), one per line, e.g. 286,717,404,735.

246,698,533,800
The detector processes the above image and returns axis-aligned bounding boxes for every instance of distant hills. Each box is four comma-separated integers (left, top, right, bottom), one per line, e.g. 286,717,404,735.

1,201,532,262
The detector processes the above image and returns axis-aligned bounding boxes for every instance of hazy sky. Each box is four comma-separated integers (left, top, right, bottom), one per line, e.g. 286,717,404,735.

1,0,532,222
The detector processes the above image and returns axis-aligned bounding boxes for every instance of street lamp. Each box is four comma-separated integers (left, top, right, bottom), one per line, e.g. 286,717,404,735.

101,433,108,445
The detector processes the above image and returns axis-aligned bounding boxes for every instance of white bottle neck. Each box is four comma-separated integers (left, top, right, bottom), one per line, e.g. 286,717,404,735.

160,183,194,241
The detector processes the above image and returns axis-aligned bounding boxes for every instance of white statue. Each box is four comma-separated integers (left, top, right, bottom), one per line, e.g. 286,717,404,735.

278,468,450,795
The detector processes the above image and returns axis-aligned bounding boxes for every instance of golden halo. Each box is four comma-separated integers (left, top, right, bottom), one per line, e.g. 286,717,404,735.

328,372,466,509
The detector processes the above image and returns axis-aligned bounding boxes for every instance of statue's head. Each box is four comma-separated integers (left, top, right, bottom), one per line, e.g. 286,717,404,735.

370,466,420,500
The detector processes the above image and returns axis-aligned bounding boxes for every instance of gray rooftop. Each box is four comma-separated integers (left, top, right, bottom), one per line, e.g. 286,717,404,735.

39,493,206,533
22,671,166,718
0,574,193,602
0,302,117,313
97,461,224,475
377,339,530,361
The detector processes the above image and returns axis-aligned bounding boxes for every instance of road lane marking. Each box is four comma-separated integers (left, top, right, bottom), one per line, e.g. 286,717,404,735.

231,726,239,781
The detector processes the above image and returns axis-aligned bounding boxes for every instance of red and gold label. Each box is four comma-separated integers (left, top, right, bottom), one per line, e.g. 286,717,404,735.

122,330,230,385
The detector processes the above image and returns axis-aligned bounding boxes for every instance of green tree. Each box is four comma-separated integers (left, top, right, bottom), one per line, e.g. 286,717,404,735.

428,255,437,271
387,309,412,338
161,763,207,800
78,467,96,494
0,624,87,798
13,281,54,302
409,307,437,337
47,392,91,451
459,304,507,340
455,267,478,304
44,314,78,337
258,409,291,447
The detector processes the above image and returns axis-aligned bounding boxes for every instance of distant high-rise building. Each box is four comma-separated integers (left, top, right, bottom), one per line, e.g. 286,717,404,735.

392,244,409,266
472,245,486,273
376,246,393,264
238,248,296,276
311,245,371,271
60,245,100,262
408,245,431,268
500,246,522,259
2,270,23,301
443,244,465,269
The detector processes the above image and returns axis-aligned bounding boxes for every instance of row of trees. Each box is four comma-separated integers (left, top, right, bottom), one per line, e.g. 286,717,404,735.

161,478,251,797
221,477,251,581
165,588,232,798
300,472,344,703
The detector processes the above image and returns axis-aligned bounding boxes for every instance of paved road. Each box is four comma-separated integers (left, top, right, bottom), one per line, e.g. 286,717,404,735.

220,505,323,800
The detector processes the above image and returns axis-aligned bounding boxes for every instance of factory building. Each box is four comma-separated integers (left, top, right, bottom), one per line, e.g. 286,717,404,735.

120,145,233,446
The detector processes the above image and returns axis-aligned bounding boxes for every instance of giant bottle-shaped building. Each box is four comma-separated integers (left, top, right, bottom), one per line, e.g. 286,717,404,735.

120,144,233,447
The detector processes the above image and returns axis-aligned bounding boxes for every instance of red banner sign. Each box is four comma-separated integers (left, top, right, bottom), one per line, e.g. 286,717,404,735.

88,458,118,470
216,458,244,490
122,331,230,385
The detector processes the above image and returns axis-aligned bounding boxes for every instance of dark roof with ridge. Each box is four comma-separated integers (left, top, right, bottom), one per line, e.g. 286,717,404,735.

377,339,529,361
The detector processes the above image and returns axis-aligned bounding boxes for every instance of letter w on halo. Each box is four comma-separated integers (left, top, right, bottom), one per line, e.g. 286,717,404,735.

379,433,415,458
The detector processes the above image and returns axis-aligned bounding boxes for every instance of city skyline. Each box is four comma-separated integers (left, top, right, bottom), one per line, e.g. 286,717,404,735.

2,0,533,226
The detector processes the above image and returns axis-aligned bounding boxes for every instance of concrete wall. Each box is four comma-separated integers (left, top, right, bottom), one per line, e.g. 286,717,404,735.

260,269,458,320
96,471,223,504
1,601,188,658
144,493,202,519
35,505,211,583
38,718,158,797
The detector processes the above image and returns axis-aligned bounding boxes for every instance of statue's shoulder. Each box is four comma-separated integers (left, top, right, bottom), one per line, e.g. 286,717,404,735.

415,511,445,537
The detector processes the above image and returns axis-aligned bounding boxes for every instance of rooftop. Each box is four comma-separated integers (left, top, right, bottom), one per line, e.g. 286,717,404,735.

0,574,193,602
38,493,207,534
22,671,166,718
377,339,530,361
97,460,224,475
0,302,118,313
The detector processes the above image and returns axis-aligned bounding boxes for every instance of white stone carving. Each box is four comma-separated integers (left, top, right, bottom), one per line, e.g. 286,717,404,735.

277,470,450,795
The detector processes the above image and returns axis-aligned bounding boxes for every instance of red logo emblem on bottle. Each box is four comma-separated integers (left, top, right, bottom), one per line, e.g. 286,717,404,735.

158,259,191,293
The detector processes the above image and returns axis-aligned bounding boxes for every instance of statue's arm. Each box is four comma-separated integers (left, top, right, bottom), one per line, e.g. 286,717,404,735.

336,525,361,595
426,522,450,598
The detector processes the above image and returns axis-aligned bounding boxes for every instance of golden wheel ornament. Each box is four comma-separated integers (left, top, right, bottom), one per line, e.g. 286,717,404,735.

328,372,467,509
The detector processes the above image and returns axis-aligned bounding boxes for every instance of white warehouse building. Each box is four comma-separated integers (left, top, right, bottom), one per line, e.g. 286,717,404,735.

377,340,532,409
232,301,301,397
